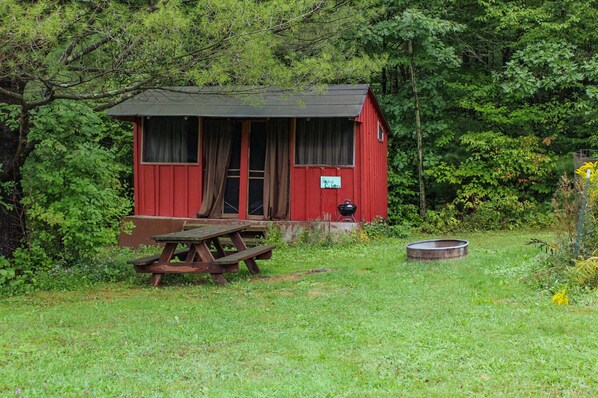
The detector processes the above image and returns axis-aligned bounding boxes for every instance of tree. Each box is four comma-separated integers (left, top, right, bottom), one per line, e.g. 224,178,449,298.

0,0,377,258
360,0,596,228
362,1,463,220
445,0,597,217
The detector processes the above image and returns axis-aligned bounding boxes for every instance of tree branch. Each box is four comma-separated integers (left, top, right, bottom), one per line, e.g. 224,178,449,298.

94,90,142,112
0,87,24,103
53,79,154,101
59,1,106,64
66,35,113,64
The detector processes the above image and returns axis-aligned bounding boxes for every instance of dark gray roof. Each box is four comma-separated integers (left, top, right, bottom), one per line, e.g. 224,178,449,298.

106,85,370,118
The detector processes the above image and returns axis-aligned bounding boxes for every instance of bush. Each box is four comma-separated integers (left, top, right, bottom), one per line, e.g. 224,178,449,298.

0,245,149,295
21,101,132,263
531,162,598,297
427,131,555,230
0,246,55,293
362,216,412,239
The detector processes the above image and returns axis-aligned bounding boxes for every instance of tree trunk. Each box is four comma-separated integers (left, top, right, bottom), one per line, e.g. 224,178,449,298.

407,40,427,219
0,125,26,258
0,80,28,258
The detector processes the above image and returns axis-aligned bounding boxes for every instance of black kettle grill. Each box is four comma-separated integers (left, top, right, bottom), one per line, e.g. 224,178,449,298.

337,199,357,221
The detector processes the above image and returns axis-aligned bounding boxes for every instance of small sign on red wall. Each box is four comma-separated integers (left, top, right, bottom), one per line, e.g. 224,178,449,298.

321,176,341,189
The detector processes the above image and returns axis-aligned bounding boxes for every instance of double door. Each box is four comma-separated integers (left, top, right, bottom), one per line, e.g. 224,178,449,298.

223,121,267,219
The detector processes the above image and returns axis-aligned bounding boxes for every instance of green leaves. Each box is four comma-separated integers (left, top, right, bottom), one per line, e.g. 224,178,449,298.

429,131,556,221
21,101,132,263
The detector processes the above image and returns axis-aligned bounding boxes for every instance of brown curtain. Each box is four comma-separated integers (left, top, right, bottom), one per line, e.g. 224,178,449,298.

197,120,234,218
295,118,354,165
143,117,199,163
264,119,290,220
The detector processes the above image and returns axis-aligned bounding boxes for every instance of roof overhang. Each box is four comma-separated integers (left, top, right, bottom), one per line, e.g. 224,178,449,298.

107,85,369,119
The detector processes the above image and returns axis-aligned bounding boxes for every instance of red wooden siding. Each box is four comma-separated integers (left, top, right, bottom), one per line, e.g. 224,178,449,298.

290,166,361,221
355,91,388,220
289,90,387,222
289,118,363,221
133,117,202,217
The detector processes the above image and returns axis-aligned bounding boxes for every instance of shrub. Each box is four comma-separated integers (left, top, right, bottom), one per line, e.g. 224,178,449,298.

0,246,55,293
570,257,598,289
428,131,555,230
531,162,598,296
363,216,411,239
21,101,132,264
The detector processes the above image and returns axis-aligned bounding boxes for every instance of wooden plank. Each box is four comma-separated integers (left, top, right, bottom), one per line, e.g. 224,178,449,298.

210,274,228,285
244,258,260,275
158,243,178,263
151,242,178,286
212,237,263,248
152,224,250,243
134,262,238,274
256,251,273,260
227,231,262,273
212,245,275,265
127,248,189,266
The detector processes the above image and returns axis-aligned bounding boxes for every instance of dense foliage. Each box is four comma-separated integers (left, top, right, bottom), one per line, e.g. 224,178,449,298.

22,102,132,262
365,0,597,229
0,101,132,289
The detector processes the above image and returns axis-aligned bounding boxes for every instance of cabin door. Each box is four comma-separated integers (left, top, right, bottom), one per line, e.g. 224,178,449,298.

223,121,267,219
247,122,267,218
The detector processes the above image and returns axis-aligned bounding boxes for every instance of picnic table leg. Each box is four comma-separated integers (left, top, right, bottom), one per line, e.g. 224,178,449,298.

149,273,163,287
194,242,228,285
210,238,226,259
229,232,260,275
150,243,177,287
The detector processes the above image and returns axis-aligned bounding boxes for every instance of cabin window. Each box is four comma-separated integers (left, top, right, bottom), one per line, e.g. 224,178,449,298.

377,122,384,142
142,116,199,163
295,118,354,166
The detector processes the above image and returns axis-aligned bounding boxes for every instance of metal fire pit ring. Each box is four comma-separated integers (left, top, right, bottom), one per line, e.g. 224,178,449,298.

406,239,469,261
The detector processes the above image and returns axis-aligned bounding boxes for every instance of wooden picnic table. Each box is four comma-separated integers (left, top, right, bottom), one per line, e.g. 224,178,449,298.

128,224,275,287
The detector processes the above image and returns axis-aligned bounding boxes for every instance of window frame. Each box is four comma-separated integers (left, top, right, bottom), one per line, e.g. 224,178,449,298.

293,117,356,168
140,116,201,165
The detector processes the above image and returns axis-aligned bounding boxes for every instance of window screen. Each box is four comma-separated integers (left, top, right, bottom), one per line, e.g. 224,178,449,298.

295,118,354,166
143,117,199,163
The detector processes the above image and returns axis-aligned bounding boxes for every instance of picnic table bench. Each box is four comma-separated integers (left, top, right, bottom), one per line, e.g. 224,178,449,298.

128,224,275,287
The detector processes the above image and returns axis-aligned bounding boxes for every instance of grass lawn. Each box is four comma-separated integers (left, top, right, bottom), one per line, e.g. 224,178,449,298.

1,231,597,397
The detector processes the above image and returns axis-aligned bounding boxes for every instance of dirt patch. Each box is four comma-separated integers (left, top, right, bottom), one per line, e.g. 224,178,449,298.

253,268,333,283
254,274,302,282
307,268,334,274
306,289,326,298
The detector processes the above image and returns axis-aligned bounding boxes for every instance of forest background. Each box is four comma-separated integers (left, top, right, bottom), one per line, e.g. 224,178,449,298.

0,0,596,285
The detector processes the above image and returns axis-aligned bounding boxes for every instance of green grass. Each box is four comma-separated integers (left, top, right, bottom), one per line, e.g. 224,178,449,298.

1,231,597,397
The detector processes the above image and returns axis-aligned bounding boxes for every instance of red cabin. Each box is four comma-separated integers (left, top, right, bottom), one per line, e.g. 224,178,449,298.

108,85,389,246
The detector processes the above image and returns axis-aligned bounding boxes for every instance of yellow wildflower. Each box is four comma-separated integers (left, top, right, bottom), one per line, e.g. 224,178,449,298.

576,161,596,183
359,230,370,242
551,289,569,305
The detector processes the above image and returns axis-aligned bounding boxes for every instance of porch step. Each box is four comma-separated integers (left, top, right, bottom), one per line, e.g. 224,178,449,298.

127,248,189,266
212,245,276,265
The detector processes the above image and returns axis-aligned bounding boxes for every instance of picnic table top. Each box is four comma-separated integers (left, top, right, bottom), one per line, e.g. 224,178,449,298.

152,223,250,243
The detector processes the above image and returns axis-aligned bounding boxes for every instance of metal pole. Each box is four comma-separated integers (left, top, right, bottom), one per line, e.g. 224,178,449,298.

573,169,592,260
